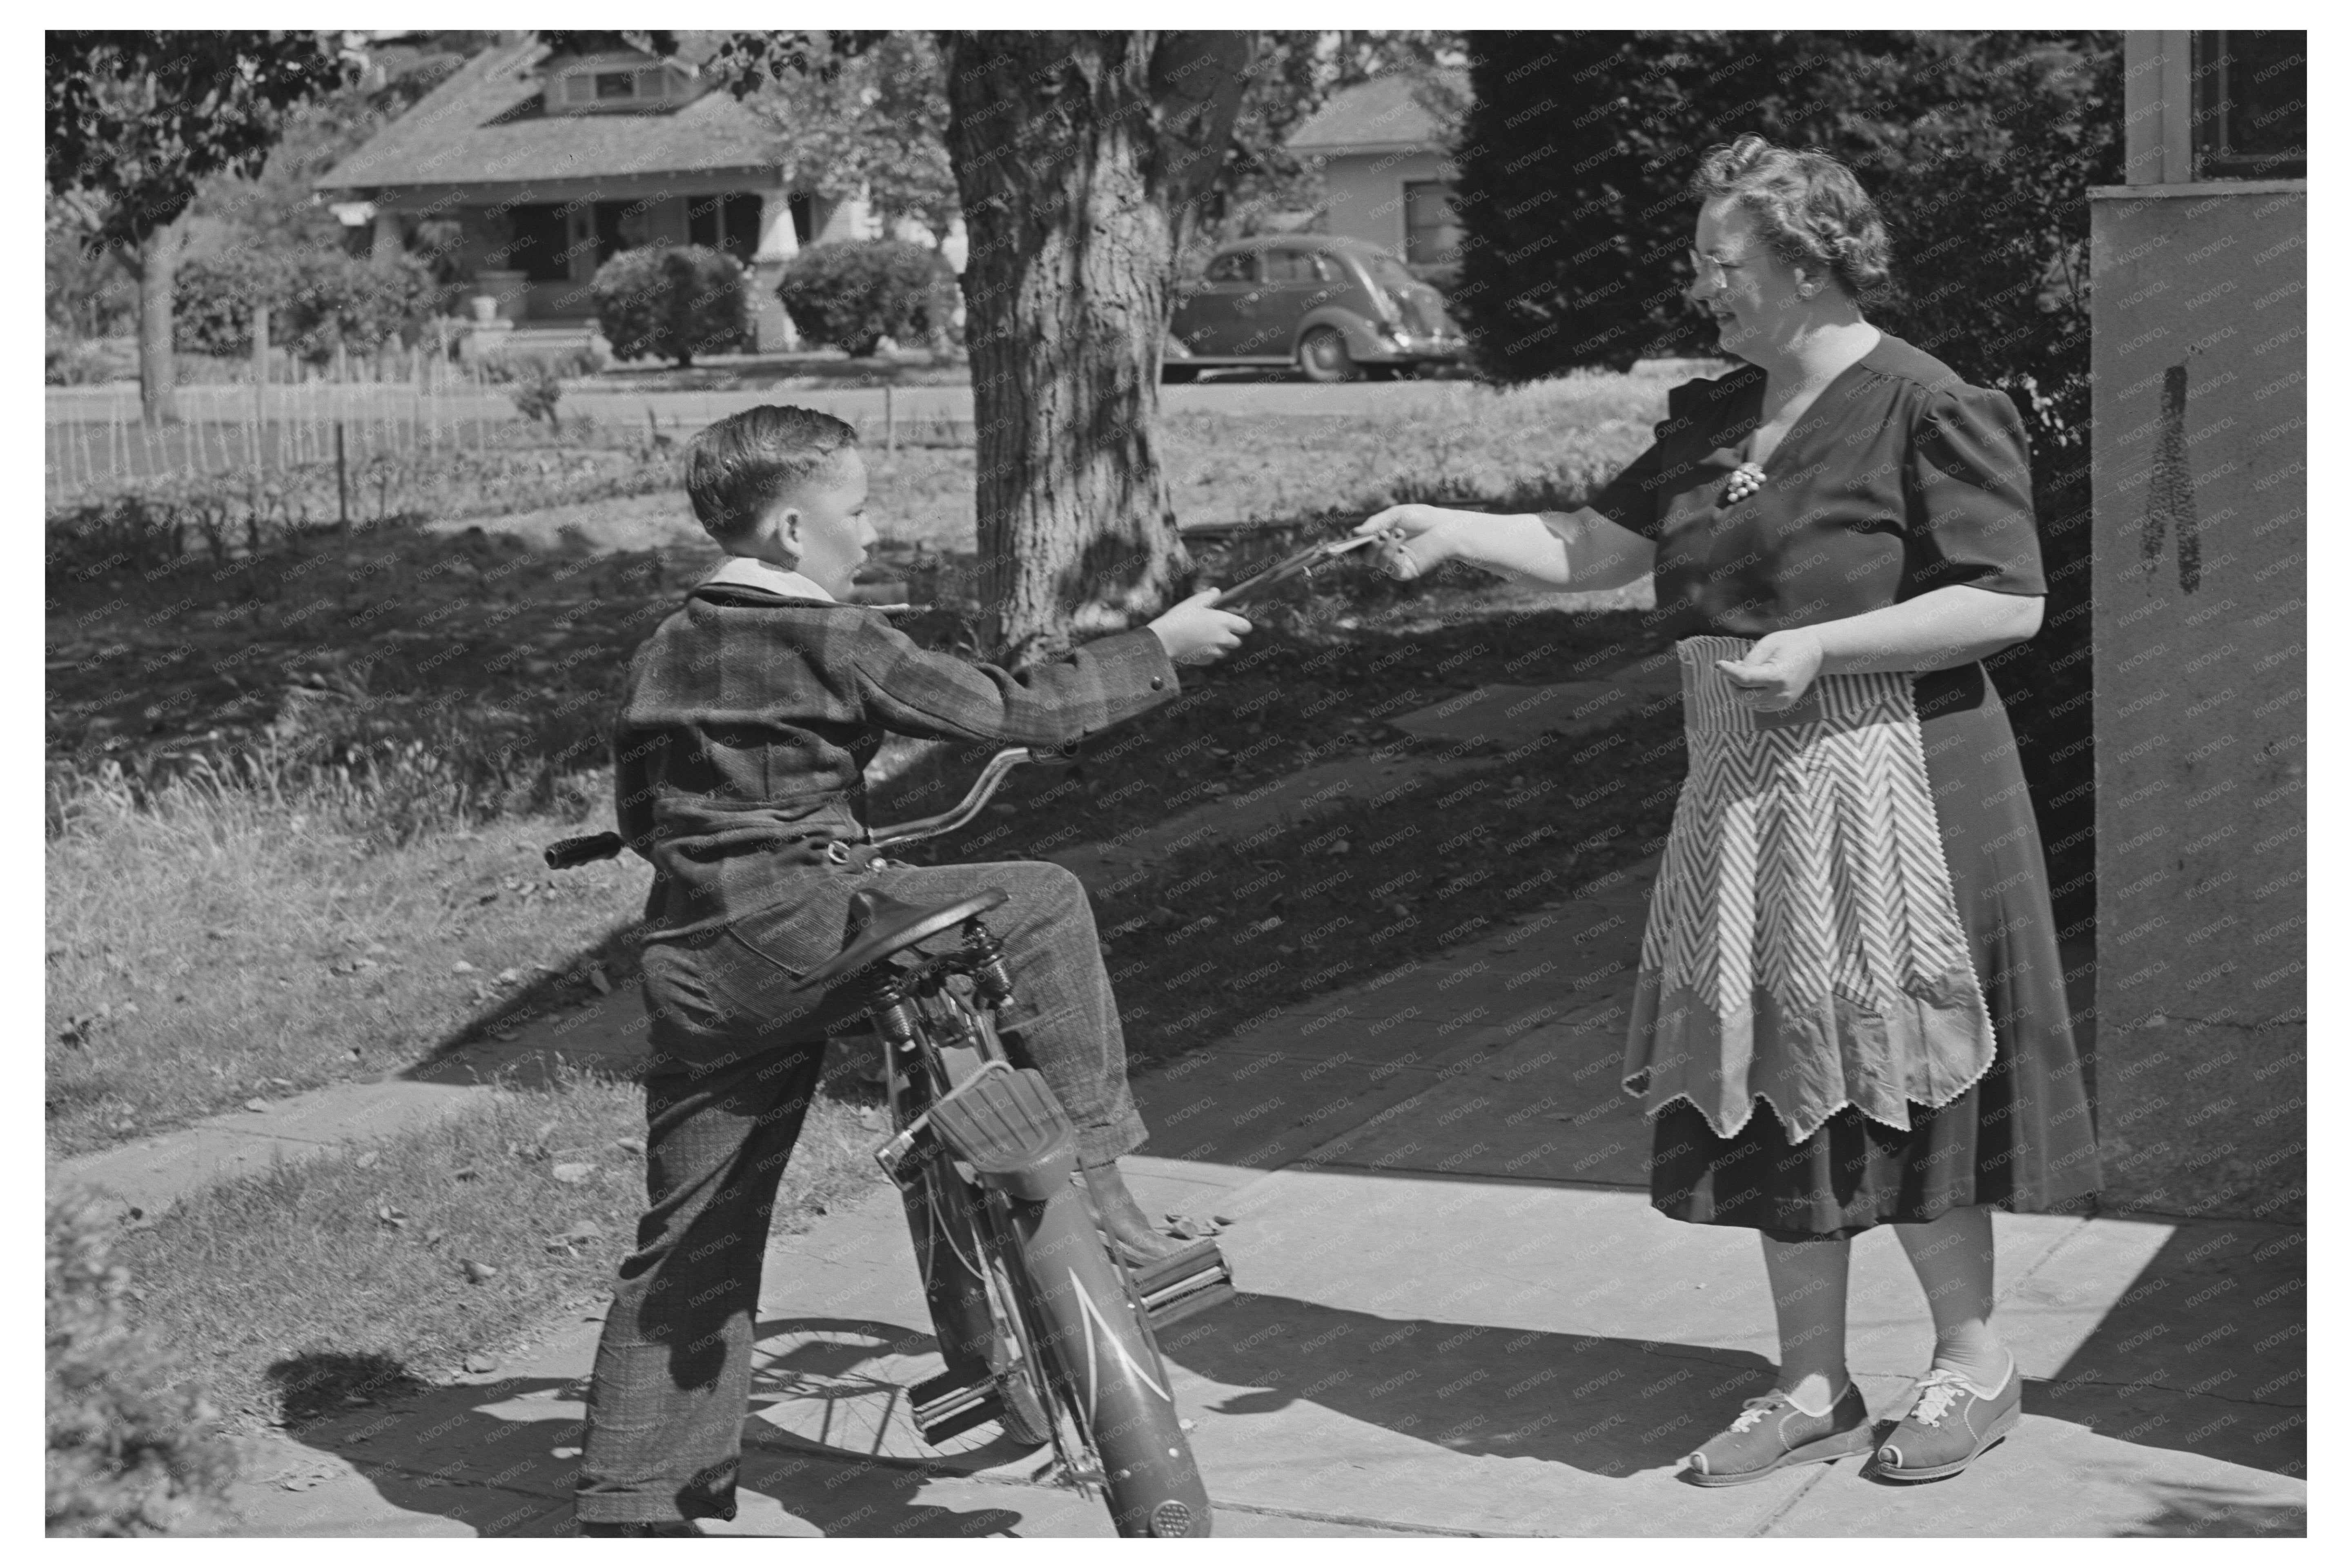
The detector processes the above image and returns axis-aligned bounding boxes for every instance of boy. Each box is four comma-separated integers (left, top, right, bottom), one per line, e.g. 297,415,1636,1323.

575,405,1250,1535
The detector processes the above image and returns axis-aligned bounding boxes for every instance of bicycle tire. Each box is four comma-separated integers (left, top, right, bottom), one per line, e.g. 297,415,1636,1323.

900,1144,1054,1450
991,1179,1212,1537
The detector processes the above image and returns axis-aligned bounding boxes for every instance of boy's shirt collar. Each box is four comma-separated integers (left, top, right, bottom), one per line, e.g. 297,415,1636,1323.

699,555,836,602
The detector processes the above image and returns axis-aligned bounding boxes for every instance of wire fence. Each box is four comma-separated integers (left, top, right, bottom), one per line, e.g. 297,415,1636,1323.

45,347,979,509
43,348,575,506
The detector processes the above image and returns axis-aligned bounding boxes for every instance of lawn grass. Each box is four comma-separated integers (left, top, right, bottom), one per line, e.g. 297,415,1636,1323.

107,1065,884,1430
44,780,648,1157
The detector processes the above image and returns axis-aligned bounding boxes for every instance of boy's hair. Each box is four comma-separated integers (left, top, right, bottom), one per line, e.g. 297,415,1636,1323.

684,404,860,546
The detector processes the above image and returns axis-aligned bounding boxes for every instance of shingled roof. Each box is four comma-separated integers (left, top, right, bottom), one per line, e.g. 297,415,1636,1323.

1287,69,1468,156
314,34,783,193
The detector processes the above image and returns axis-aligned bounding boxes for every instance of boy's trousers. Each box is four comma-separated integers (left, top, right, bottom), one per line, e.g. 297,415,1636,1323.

573,857,1145,1525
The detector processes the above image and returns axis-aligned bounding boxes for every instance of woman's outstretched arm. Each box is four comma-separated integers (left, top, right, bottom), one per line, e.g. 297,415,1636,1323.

1356,504,1655,591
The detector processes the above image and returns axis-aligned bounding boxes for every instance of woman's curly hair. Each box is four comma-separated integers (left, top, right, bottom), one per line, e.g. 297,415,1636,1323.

1691,134,1893,300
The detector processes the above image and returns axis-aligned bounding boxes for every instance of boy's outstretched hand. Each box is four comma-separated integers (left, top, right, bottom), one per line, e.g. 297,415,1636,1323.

1148,589,1251,666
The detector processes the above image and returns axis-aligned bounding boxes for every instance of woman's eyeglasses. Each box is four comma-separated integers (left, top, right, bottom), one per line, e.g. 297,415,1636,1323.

1687,249,1746,287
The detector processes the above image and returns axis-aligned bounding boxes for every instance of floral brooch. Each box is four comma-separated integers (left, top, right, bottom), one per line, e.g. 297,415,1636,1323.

1720,460,1766,506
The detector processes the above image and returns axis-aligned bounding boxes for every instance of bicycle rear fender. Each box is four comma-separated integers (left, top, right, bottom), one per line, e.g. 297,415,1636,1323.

924,1065,1080,1202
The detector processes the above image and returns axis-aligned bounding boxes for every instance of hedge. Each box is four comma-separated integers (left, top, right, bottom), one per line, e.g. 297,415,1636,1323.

591,245,751,368
775,240,957,357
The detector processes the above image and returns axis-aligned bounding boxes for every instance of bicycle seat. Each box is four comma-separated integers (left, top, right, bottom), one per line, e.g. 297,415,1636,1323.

792,887,1009,991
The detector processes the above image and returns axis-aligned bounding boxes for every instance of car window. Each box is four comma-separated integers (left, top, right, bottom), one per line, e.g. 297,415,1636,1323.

1205,250,1258,284
1360,252,1418,291
1309,253,1342,284
1264,250,1315,283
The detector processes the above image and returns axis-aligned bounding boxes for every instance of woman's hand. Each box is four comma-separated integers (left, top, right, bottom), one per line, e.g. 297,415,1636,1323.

1355,504,1460,581
1717,628,1826,712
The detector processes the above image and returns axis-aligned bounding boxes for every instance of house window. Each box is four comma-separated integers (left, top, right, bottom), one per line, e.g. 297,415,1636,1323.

594,70,637,101
2194,31,2305,179
1403,181,1461,266
688,193,765,265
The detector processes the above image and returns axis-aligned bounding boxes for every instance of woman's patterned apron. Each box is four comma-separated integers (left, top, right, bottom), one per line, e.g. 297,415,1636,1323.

1623,637,1997,1142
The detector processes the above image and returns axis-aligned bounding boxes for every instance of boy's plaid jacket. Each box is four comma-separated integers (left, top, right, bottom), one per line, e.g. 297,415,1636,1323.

615,580,1180,938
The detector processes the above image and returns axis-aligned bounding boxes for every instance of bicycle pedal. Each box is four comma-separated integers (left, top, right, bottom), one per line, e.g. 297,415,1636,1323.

911,1366,1004,1445
1133,1238,1237,1330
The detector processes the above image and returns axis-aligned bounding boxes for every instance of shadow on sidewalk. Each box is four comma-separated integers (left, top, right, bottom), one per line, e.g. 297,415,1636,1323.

2025,1217,2305,1481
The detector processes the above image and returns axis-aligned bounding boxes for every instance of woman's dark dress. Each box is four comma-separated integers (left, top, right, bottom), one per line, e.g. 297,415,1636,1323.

1588,333,2100,1239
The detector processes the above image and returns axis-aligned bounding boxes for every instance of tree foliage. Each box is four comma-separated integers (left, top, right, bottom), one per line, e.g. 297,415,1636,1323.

1453,31,2119,420
185,33,490,263
46,31,362,255
47,31,363,420
740,32,959,242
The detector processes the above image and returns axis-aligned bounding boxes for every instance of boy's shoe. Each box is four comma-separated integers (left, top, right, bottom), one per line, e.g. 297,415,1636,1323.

1080,1158,1188,1265
1871,1356,2021,1482
578,1519,704,1537
1682,1383,1873,1487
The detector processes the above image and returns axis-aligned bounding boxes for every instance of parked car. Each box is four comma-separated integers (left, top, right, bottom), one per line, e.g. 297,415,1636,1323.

1164,235,1470,383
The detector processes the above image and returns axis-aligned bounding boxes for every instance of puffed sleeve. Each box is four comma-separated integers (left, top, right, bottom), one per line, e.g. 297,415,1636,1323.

1585,376,1721,540
1903,382,2045,596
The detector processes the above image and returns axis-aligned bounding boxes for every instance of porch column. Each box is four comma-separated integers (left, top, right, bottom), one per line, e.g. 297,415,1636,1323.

371,208,403,264
751,187,801,352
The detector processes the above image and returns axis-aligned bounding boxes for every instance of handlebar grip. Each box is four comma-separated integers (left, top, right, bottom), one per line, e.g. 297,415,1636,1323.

544,831,625,870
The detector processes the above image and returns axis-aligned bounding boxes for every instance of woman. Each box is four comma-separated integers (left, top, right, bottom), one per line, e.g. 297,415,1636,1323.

1361,134,2099,1486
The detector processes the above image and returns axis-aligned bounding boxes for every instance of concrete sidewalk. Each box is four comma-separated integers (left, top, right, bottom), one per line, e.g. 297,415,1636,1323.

217,867,2307,1538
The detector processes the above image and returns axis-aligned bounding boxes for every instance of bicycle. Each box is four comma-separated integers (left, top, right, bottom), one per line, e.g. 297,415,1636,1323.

544,745,1236,1538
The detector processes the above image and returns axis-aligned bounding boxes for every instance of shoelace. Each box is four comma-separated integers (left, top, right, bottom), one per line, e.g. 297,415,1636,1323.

1727,1393,1788,1433
1905,1368,1974,1427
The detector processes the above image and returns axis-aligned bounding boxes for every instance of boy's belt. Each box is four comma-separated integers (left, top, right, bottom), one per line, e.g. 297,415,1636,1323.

657,797,866,866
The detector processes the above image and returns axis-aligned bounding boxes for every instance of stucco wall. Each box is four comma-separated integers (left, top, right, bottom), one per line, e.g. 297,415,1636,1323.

1319,151,1449,256
2087,181,2305,1221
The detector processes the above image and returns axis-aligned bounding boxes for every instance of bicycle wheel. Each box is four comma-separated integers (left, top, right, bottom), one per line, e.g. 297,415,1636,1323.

991,1178,1212,1537
901,1139,1054,1448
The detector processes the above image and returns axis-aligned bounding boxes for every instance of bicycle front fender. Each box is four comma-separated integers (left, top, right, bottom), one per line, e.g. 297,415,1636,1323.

1000,1183,1212,1536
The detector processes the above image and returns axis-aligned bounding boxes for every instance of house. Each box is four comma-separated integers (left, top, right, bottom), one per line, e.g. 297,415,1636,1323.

2087,31,2305,1221
313,33,886,351
1285,70,1468,280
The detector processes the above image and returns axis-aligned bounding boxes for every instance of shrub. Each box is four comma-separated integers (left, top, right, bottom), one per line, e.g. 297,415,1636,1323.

506,362,565,424
46,332,136,386
47,1192,235,1537
173,249,285,359
278,251,442,367
178,248,440,366
776,239,956,357
471,341,605,383
591,245,751,368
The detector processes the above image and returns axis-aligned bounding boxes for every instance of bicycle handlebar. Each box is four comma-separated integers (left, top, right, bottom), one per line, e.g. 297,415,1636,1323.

541,745,1066,871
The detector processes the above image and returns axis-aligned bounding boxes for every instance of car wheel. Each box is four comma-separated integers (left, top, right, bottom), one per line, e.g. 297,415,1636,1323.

1160,363,1199,384
1297,327,1359,384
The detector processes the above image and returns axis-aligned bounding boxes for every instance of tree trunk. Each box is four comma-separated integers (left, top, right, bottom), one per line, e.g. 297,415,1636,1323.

942,32,1248,664
128,214,185,426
